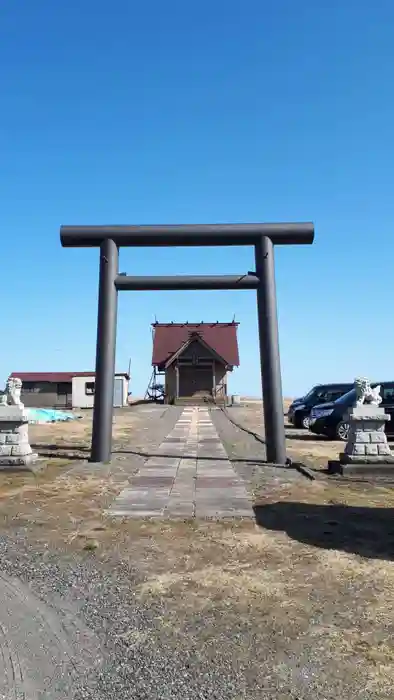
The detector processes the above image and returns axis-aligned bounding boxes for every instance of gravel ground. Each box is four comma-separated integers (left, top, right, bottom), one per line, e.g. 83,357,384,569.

2,525,393,700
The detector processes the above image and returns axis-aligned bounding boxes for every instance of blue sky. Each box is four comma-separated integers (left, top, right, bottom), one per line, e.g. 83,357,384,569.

1,0,393,398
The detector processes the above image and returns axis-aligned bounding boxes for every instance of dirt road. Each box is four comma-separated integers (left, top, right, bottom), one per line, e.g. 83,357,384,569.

0,568,101,698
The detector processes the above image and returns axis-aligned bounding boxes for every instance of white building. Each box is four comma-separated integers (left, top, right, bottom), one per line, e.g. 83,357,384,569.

71,373,129,409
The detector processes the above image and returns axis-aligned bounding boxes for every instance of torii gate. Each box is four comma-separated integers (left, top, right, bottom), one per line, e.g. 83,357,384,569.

60,222,314,464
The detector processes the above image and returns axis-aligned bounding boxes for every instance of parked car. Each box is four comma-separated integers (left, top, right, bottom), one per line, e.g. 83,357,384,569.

287,383,353,429
309,381,394,440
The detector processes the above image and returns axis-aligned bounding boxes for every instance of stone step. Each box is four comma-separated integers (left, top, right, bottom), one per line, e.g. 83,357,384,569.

173,397,225,406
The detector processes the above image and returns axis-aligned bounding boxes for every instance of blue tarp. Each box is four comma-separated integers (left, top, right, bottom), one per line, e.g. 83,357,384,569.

27,408,82,424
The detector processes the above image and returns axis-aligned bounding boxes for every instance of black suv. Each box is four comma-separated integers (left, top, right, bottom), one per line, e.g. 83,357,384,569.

288,383,353,429
309,382,394,440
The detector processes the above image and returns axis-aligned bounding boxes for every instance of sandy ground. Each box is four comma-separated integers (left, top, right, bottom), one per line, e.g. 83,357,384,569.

0,403,394,698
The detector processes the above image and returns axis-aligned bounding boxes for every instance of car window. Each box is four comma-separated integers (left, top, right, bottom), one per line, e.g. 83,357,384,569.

335,388,356,405
382,384,394,404
317,387,344,403
315,388,328,401
318,390,332,402
326,390,346,402
304,386,319,401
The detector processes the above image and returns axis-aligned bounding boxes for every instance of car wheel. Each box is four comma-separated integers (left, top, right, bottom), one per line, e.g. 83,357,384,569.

302,415,310,430
336,421,349,441
294,413,304,429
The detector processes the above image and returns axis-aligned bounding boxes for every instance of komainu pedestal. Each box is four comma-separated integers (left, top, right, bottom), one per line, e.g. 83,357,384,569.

341,405,394,464
0,378,38,470
328,377,394,476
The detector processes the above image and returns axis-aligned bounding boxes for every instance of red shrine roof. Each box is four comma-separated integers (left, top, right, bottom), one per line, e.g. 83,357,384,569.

9,372,129,382
151,322,239,367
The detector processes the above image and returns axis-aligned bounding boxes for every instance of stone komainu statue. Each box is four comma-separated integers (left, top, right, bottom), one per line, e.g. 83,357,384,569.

1,377,24,409
354,377,382,407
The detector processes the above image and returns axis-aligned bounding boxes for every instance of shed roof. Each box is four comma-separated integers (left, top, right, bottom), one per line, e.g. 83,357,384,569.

9,372,130,383
151,322,239,367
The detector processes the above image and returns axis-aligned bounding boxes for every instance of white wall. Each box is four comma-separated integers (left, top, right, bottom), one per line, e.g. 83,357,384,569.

72,376,95,408
72,376,129,409
114,376,129,407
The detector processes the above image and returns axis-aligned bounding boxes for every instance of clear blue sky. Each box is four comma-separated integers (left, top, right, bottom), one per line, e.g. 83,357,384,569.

1,0,393,398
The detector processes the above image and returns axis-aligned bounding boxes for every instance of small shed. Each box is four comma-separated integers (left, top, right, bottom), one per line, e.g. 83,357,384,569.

9,372,130,409
150,322,239,404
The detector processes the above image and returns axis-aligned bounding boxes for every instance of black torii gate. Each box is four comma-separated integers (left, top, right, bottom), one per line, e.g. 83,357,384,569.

60,222,314,465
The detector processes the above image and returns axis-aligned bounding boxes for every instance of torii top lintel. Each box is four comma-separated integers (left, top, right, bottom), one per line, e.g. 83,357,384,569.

60,222,314,248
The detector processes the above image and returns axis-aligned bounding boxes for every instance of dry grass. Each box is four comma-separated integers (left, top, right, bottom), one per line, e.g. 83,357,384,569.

92,519,394,692
28,408,144,458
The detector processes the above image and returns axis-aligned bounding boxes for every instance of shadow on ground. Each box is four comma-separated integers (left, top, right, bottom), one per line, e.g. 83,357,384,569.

32,443,283,466
115,448,271,464
31,443,90,461
254,501,394,560
285,432,332,442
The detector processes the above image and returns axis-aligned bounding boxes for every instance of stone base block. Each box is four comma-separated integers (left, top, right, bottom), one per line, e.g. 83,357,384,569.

11,444,33,456
0,444,33,457
0,432,29,445
0,453,39,471
339,453,394,464
0,406,29,420
328,459,394,477
347,406,390,421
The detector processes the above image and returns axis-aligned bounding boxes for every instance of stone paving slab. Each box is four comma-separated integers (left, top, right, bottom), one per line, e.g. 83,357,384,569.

132,476,174,487
107,407,254,520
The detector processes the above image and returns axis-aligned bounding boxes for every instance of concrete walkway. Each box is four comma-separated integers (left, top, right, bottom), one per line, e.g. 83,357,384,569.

108,407,254,519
